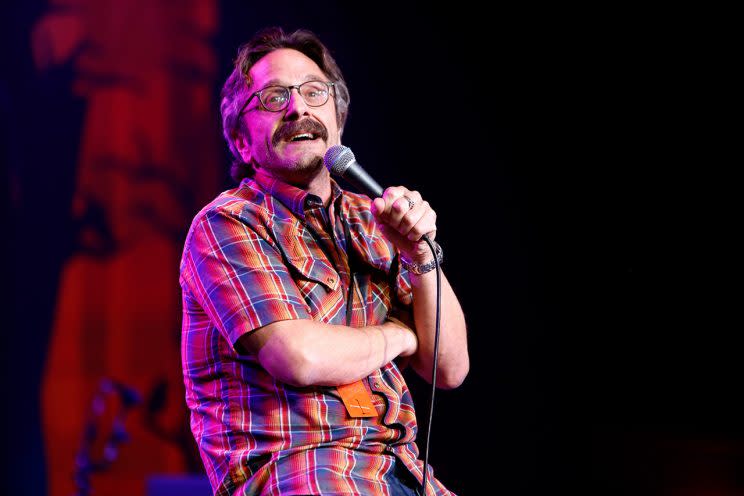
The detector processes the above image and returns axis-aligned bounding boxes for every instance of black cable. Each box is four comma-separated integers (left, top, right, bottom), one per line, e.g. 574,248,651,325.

419,234,441,496
342,209,441,495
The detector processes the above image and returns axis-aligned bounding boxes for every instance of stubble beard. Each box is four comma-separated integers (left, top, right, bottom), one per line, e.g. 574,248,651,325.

293,154,323,173
257,145,325,184
271,119,329,175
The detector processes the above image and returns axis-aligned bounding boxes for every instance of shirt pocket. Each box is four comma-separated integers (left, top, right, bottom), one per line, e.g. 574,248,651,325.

287,256,340,294
277,235,341,294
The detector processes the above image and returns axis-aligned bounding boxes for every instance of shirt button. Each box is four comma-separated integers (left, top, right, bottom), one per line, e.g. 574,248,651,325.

327,277,335,284
374,382,380,388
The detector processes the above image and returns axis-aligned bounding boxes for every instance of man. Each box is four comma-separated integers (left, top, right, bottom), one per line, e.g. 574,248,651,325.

180,27,469,495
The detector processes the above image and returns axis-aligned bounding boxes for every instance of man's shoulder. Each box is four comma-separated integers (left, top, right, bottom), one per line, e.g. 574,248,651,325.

192,180,270,224
182,180,274,253
180,182,275,274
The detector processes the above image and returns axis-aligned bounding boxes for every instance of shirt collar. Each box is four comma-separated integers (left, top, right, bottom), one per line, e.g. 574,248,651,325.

250,171,344,220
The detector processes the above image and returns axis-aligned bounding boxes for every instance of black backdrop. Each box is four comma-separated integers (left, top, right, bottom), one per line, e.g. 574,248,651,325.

3,2,739,495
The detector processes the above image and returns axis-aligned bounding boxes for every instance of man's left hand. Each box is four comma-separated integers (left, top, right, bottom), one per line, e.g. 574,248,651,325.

370,186,437,265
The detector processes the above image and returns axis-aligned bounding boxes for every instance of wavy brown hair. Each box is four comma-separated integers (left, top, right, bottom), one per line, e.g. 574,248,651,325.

220,27,351,182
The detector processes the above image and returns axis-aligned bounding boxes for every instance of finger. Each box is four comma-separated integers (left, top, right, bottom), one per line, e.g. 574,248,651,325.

397,200,430,235
406,190,423,205
380,186,409,226
395,190,422,216
406,208,437,242
389,190,421,224
382,186,408,205
371,197,386,218
389,196,413,227
380,186,409,220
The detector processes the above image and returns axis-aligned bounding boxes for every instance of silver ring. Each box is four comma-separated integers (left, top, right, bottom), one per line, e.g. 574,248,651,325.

405,196,416,209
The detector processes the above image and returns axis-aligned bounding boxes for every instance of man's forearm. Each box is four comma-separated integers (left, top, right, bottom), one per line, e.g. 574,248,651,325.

409,268,469,389
243,319,416,387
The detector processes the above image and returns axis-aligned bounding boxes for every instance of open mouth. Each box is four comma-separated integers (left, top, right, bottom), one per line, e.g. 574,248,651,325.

288,132,318,142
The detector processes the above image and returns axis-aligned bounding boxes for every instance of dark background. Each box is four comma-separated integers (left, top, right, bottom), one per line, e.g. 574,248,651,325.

3,1,739,495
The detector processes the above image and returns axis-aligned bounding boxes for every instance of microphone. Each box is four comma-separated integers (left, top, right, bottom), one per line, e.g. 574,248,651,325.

324,144,431,245
323,145,384,198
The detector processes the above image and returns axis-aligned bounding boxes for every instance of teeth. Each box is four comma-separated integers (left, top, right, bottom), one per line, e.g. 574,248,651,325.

291,133,314,141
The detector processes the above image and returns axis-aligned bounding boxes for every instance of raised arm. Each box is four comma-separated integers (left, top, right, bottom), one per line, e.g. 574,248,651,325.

371,187,469,389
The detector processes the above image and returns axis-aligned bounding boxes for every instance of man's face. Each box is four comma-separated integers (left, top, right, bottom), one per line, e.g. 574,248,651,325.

236,48,341,181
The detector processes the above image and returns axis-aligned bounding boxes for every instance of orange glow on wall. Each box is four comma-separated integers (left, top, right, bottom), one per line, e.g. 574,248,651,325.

35,1,221,494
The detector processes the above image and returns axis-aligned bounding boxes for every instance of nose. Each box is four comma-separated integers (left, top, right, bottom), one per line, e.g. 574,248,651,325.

284,86,309,119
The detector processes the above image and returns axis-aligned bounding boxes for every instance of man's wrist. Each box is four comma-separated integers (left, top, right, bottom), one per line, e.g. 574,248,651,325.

400,241,443,275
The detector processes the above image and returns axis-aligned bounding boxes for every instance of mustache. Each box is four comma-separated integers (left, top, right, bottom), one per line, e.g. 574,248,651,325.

273,119,328,146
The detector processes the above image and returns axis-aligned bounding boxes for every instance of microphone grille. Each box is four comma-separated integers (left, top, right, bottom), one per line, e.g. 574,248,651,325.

323,145,355,176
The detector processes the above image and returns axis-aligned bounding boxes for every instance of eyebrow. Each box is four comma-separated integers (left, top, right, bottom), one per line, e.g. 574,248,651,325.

260,75,326,88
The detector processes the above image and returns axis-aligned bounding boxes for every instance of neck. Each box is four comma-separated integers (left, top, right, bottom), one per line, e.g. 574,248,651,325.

256,166,332,206
303,167,333,205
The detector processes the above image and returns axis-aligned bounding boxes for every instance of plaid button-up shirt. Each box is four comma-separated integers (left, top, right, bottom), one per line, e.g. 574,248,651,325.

180,174,453,495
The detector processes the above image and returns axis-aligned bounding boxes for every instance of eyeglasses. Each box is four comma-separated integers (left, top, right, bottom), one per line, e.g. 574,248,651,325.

240,80,335,114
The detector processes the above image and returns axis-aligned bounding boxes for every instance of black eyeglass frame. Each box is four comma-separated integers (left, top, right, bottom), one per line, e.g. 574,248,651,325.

238,80,336,115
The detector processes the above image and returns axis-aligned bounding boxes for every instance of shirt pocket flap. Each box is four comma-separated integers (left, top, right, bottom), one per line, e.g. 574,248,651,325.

277,235,340,292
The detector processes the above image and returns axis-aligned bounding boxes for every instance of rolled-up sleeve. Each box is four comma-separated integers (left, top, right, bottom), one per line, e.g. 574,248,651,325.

180,207,311,347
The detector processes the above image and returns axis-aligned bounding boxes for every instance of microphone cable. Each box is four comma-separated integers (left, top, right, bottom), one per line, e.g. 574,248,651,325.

323,145,444,495
418,234,441,496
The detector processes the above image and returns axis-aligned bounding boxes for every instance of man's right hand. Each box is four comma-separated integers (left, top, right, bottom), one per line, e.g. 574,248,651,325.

384,317,418,358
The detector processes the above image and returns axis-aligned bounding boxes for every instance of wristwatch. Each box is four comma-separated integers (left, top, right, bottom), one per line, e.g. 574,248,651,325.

400,242,443,275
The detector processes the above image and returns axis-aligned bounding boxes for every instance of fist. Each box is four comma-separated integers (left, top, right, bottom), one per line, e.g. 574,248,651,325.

370,186,437,263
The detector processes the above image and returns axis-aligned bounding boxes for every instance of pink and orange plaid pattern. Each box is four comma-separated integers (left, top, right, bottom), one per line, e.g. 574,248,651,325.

180,174,452,495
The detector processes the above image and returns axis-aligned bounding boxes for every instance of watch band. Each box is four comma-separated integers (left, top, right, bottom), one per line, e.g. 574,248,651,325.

400,241,443,275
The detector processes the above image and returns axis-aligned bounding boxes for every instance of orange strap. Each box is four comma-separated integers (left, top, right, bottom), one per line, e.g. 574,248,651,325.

337,380,377,418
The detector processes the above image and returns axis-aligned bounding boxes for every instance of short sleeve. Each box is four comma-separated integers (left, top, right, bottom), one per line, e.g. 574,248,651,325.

180,208,311,347
394,259,414,307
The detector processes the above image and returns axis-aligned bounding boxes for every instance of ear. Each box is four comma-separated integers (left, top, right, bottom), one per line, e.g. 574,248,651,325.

232,131,253,165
